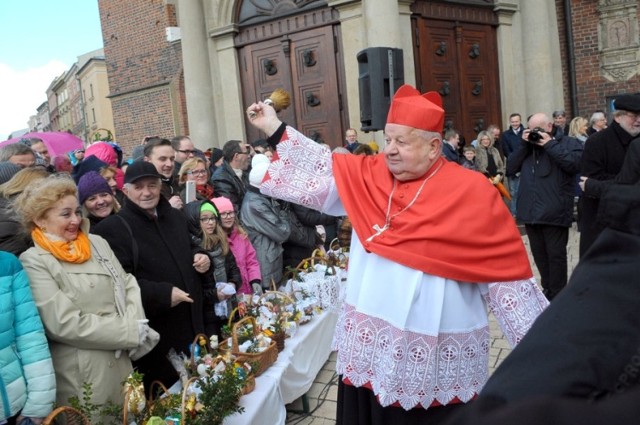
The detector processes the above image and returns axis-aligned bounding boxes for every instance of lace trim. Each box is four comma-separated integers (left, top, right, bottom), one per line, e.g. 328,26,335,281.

483,279,549,346
332,279,547,410
333,304,488,409
262,127,333,210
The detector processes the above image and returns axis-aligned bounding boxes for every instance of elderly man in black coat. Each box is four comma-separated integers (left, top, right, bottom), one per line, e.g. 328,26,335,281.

579,93,640,256
94,161,211,390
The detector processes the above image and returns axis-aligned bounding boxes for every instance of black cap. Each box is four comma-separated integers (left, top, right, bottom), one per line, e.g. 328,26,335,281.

614,94,640,113
124,160,161,184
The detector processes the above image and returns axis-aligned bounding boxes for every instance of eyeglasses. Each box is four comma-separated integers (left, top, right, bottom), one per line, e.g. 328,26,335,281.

220,211,235,218
178,149,195,155
624,112,640,120
187,169,207,176
200,216,217,223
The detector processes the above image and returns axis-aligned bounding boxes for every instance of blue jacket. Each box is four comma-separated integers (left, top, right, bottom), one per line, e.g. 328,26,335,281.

0,252,55,420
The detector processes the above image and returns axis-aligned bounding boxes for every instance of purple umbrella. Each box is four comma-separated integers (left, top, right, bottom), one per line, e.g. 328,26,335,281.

0,131,84,156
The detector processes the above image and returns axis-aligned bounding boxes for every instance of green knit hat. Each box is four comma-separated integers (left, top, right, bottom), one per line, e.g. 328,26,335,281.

200,202,218,217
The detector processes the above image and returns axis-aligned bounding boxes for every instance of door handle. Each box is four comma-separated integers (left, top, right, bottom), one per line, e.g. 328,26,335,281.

306,92,321,107
263,59,277,76
302,49,316,67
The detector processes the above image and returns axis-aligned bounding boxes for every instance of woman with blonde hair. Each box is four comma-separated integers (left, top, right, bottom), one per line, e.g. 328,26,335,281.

0,167,49,255
475,130,509,200
178,157,214,202
568,116,589,143
212,196,262,295
14,176,156,414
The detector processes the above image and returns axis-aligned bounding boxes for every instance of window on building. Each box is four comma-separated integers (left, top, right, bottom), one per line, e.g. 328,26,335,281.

92,108,96,124
90,84,94,99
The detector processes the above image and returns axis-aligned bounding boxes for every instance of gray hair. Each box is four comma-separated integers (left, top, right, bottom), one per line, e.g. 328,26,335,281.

590,111,605,125
0,144,35,162
411,129,442,143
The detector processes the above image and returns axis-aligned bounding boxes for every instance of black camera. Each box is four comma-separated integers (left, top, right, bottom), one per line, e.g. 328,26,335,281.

527,127,545,143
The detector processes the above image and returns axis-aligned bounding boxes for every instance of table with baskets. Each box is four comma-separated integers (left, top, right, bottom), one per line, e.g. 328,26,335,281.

224,308,340,425
220,254,346,424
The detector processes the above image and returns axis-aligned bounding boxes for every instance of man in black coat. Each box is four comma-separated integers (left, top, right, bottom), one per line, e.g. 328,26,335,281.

506,112,583,300
502,113,525,218
579,93,640,256
444,184,640,425
94,161,211,390
211,140,251,212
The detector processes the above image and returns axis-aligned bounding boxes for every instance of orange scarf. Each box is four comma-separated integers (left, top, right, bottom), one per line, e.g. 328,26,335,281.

31,227,91,264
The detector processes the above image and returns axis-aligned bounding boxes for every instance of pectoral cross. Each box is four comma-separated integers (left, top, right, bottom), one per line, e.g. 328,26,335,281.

366,223,389,243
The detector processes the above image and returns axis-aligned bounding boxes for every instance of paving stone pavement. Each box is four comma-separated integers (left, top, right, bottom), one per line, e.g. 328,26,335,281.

285,224,581,424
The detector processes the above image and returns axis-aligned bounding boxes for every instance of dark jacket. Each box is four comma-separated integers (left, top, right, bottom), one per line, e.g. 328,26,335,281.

93,195,206,389
579,120,636,255
211,161,248,212
442,142,459,162
160,175,181,202
501,125,525,162
0,196,32,256
283,203,337,269
507,135,583,227
584,137,640,198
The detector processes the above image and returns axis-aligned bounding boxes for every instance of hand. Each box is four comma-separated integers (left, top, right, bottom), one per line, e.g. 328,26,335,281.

193,253,210,273
169,195,183,209
171,287,193,307
246,101,282,137
536,131,553,146
579,176,588,192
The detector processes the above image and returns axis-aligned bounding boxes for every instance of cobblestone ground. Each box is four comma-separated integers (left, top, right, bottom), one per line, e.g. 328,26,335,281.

285,224,581,424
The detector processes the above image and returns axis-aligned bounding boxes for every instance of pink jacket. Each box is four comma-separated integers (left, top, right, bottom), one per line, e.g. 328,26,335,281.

228,227,262,294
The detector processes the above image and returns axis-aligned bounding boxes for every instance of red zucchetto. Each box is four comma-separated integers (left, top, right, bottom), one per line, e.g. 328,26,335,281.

386,85,445,132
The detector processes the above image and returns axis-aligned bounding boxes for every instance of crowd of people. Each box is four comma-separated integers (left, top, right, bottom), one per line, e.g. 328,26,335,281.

0,88,639,425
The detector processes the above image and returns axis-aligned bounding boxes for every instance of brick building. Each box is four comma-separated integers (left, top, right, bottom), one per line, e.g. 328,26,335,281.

555,0,639,120
97,0,640,155
98,0,188,154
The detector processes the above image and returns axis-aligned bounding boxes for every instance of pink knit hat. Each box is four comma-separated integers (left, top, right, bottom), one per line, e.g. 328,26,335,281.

211,196,234,213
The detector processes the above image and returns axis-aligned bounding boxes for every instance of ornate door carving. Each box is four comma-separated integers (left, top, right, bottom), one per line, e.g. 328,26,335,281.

239,24,344,148
412,8,501,144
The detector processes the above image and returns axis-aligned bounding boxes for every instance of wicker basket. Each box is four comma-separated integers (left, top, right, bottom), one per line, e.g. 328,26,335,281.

231,316,278,376
43,406,90,425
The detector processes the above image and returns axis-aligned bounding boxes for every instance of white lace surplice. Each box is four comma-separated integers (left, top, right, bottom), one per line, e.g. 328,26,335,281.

261,126,549,410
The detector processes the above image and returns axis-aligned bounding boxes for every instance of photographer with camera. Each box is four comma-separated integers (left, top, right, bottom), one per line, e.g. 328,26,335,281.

506,113,583,301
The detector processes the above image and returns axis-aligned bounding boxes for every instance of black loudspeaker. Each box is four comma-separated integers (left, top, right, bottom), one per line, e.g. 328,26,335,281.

357,47,404,132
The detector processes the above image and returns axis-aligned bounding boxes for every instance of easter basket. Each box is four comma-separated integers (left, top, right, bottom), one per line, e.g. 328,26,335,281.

231,316,278,376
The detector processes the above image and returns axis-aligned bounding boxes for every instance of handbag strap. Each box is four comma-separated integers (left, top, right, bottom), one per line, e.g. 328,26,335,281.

91,240,127,317
116,215,138,275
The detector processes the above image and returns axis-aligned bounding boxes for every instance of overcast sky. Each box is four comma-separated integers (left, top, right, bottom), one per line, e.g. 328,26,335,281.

0,0,104,140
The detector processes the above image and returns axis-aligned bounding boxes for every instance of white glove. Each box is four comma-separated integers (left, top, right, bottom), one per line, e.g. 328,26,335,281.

216,282,237,296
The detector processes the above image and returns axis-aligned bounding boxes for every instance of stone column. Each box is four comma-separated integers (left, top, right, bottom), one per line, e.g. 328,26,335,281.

210,28,246,144
494,2,525,127
177,0,217,148
519,0,564,116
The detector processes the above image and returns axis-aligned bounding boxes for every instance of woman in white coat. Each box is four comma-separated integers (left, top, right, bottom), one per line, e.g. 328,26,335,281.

15,176,156,410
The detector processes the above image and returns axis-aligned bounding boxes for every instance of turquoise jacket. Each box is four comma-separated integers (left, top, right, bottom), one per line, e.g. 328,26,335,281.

0,251,56,420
